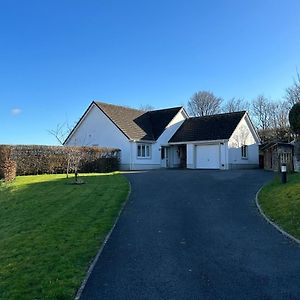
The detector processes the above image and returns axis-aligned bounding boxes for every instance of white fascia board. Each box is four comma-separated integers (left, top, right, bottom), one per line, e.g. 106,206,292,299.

180,107,189,119
165,107,188,128
64,102,96,145
245,112,261,143
169,139,228,145
228,113,260,144
131,140,156,144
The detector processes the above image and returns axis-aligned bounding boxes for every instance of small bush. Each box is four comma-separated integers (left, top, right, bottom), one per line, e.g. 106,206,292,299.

0,146,17,182
0,160,17,182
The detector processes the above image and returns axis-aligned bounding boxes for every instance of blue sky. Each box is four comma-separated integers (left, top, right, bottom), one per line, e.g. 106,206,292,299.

1,0,300,145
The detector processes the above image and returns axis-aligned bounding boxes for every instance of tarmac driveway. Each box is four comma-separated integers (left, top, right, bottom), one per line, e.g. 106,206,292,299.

80,170,300,300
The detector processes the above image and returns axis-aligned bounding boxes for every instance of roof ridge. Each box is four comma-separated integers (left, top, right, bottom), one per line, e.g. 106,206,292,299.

95,101,183,114
188,110,246,120
148,106,183,113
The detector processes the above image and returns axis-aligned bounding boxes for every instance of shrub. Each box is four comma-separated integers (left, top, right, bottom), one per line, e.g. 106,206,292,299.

289,102,300,135
0,146,17,182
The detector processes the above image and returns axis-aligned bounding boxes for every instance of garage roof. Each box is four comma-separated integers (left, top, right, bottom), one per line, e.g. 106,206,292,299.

169,111,246,143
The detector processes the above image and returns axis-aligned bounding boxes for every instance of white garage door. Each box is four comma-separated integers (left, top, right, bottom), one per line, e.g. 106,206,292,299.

196,144,220,169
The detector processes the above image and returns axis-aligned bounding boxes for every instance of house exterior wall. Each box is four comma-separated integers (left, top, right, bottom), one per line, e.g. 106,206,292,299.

228,116,259,169
220,142,228,169
65,105,187,170
187,144,196,169
65,104,258,171
65,104,131,169
129,109,187,170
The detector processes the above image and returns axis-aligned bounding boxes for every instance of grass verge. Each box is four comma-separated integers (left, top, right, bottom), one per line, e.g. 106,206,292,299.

258,172,300,240
0,173,129,300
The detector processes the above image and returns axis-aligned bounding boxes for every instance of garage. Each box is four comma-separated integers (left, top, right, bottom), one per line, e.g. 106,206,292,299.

196,144,220,169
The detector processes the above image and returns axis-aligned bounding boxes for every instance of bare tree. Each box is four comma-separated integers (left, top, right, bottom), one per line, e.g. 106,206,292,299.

269,100,289,129
223,97,249,113
139,104,155,111
270,100,291,141
251,95,272,131
286,71,300,107
187,91,222,116
251,96,291,142
48,123,71,145
48,123,87,181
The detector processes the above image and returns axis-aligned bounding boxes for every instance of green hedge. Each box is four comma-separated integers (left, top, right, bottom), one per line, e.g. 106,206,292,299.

0,145,120,181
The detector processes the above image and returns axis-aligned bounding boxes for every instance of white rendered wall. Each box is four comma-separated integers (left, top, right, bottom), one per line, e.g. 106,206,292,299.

187,144,195,169
66,106,187,170
228,116,259,168
220,142,228,169
65,104,131,168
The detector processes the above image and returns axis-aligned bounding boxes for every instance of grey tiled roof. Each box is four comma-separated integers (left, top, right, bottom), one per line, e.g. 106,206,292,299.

169,111,246,143
95,102,182,141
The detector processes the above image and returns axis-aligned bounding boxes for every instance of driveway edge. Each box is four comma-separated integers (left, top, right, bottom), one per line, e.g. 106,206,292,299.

74,180,132,300
255,186,300,246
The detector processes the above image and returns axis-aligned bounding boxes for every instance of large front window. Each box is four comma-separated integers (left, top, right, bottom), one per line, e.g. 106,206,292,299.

137,144,151,158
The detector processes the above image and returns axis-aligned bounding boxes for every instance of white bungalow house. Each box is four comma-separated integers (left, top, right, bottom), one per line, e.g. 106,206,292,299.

64,101,260,170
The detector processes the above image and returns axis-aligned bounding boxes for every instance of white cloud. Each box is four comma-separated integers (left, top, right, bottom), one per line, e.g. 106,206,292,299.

11,108,22,116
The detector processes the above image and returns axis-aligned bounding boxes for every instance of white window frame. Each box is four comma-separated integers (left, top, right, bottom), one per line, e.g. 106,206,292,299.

241,145,248,159
137,144,151,159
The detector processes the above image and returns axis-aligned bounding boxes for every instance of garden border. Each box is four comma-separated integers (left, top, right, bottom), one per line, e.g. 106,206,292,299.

255,186,300,246
74,179,132,300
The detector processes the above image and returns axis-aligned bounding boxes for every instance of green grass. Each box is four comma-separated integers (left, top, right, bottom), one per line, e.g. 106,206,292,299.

0,173,129,300
259,172,300,240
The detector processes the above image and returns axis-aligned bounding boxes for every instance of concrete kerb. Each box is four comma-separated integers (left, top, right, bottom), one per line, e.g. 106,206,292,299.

74,180,132,300
255,186,300,247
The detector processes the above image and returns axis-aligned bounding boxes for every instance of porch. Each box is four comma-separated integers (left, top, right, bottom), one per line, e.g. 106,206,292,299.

160,144,186,168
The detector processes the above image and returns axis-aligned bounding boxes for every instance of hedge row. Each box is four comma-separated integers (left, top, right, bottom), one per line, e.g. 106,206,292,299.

0,145,120,181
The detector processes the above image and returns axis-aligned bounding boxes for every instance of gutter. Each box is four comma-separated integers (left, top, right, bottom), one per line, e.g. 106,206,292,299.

168,139,228,145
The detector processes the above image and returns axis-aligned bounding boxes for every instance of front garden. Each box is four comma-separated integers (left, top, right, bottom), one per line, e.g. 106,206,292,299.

0,173,129,299
258,172,300,240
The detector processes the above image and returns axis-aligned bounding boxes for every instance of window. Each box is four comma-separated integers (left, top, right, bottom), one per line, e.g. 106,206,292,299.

161,147,165,160
241,145,248,159
137,144,151,158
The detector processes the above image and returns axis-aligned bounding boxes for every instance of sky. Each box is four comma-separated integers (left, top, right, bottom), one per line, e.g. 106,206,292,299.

1,0,300,145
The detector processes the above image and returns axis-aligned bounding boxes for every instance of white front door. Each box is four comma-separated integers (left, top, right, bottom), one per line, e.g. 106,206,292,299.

161,146,171,168
165,147,170,168
196,144,220,169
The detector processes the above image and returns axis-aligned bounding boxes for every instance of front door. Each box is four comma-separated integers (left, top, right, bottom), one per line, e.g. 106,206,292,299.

165,147,170,168
161,146,170,168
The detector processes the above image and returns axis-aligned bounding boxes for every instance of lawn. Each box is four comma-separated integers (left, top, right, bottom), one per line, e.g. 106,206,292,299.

258,172,300,240
0,173,129,300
